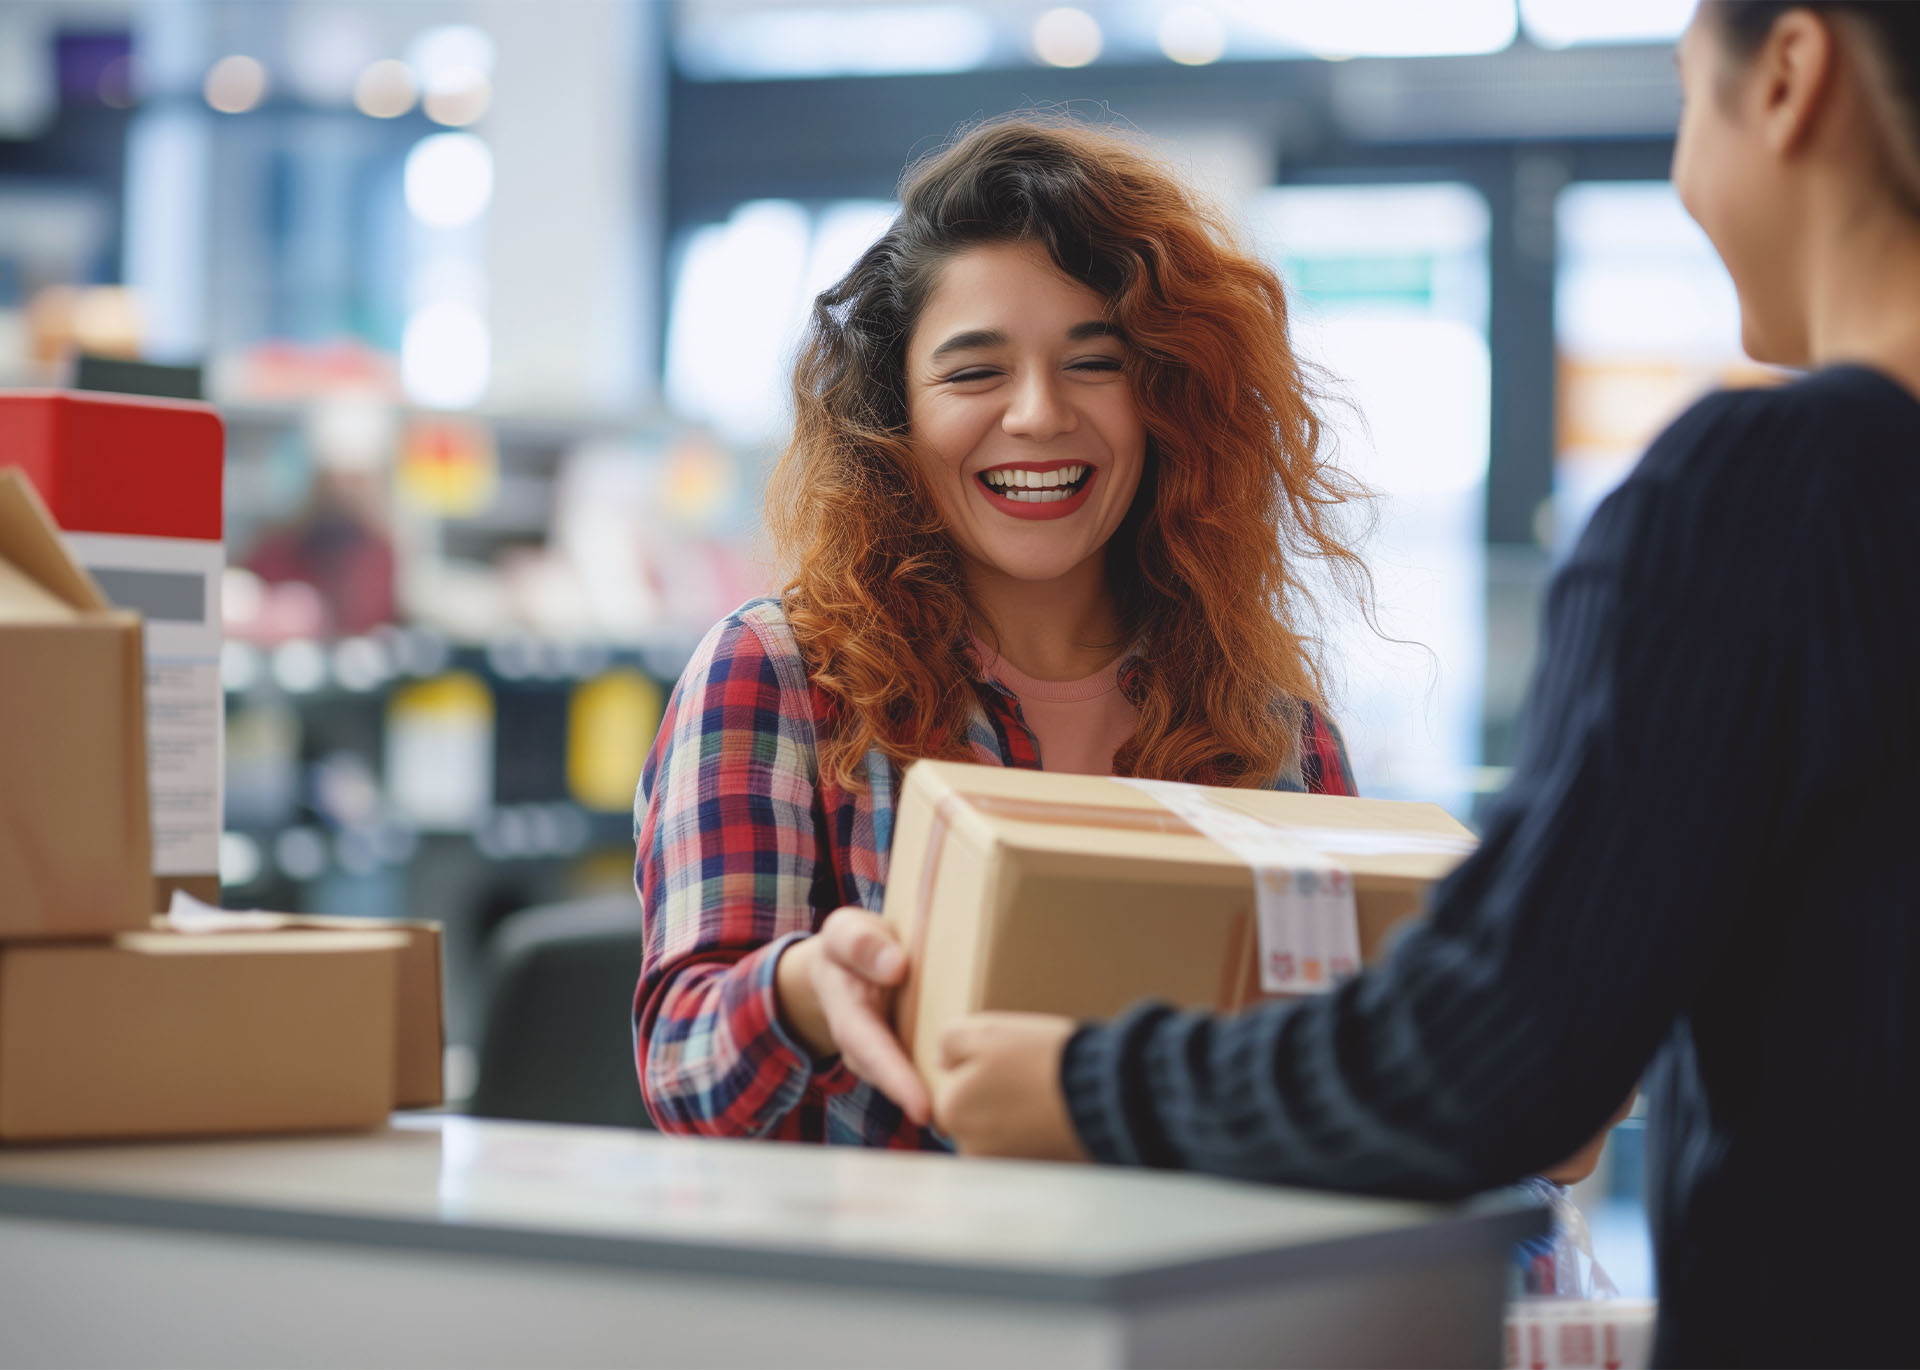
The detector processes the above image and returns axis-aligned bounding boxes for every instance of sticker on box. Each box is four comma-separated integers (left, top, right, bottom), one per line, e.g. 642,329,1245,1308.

1116,778,1362,994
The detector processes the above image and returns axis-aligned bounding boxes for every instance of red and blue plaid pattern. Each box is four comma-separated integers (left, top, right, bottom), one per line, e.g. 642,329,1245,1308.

632,598,1356,1148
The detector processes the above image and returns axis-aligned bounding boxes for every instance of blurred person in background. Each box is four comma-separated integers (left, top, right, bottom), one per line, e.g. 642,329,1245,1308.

630,117,1366,1147
936,5,1920,1365
245,466,397,637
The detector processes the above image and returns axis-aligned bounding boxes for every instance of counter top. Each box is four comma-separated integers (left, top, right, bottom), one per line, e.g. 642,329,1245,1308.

0,1115,1543,1306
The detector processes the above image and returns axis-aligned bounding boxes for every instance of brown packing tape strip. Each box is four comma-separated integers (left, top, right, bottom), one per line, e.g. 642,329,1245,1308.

952,793,1205,837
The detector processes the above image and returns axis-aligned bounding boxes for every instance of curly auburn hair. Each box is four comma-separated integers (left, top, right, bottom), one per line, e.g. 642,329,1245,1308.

766,115,1368,791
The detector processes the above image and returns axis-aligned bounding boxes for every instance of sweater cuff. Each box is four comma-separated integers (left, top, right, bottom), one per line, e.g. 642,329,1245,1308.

1061,1024,1127,1164
1060,1003,1175,1167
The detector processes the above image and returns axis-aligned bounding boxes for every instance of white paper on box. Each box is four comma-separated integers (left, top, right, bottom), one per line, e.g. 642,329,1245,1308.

166,889,284,931
1116,778,1362,993
63,531,224,879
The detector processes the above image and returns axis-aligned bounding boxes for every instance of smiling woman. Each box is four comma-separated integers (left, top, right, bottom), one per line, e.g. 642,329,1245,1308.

631,116,1368,1149
909,246,1141,555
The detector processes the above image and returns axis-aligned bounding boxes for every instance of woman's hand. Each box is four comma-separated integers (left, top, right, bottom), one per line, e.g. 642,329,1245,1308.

774,907,930,1126
933,1012,1087,1162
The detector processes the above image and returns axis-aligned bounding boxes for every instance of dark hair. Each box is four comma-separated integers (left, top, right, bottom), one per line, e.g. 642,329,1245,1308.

1712,2,1920,202
765,116,1369,790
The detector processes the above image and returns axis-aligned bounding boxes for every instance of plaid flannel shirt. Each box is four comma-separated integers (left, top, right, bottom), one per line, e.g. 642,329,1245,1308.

632,597,1357,1148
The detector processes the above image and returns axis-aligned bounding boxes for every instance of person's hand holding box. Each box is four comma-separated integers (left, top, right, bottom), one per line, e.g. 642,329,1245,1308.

775,907,931,1126
936,1011,1636,1184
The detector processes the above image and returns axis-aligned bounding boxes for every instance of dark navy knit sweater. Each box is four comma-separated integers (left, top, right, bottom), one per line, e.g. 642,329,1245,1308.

1061,367,1920,1368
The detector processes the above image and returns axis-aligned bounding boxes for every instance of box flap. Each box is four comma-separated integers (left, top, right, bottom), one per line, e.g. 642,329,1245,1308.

0,470,110,613
0,556,77,622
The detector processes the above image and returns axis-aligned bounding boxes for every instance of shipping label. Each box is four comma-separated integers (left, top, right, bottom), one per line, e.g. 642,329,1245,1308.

63,532,224,879
1115,778,1361,993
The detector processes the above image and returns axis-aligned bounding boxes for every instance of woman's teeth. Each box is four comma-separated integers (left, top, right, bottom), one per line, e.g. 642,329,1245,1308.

980,464,1089,503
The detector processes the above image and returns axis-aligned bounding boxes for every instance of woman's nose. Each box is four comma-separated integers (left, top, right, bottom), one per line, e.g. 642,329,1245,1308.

1000,370,1077,441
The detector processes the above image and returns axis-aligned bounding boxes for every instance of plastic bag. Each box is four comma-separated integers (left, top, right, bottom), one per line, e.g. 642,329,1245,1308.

1510,1175,1620,1299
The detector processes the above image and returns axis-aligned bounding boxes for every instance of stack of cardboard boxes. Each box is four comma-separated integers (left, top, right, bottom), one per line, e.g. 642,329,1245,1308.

0,399,440,1144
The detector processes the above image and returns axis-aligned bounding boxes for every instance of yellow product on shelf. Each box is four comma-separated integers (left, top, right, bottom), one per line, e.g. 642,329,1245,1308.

386,671,494,831
396,416,498,517
567,668,663,813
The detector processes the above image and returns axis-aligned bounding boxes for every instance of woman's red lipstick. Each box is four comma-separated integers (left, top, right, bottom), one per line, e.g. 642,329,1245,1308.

973,460,1097,521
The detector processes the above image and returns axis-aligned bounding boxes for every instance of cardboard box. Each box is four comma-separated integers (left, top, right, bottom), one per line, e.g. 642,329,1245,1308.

0,390,226,909
260,916,444,1108
160,908,446,1110
882,761,1477,1082
0,927,405,1143
282,913,443,1105
0,470,153,937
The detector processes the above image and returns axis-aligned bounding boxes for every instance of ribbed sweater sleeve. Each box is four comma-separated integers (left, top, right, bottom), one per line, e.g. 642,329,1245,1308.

1061,384,1830,1198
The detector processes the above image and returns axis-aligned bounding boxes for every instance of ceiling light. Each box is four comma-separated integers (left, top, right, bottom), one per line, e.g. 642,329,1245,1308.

406,25,495,92
402,302,490,410
1033,7,1103,67
354,59,417,118
424,75,491,126
1159,6,1227,65
203,55,267,114
403,132,493,229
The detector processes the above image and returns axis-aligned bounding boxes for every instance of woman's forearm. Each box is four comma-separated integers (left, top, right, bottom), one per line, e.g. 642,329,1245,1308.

638,939,819,1136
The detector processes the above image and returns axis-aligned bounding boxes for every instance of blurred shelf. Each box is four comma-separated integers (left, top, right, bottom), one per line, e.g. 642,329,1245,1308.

217,400,668,450
218,802,635,893
222,631,697,701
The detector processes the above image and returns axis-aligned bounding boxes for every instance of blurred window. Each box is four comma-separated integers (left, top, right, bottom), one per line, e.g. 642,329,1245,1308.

1225,0,1516,59
675,5,994,79
664,198,894,446
672,0,1521,77
1251,183,1491,814
1553,181,1768,547
1519,0,1692,49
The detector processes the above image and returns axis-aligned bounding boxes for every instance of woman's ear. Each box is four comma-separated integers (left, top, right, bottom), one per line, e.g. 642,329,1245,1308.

1758,7,1838,158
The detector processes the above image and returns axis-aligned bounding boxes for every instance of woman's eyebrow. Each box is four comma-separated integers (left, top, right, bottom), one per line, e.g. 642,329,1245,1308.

929,320,1123,361
929,328,1007,360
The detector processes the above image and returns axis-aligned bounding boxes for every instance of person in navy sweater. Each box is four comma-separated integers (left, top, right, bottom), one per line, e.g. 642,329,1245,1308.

934,4,1920,1365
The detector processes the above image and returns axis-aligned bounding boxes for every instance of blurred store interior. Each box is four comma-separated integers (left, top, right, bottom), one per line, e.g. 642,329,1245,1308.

0,0,1752,1291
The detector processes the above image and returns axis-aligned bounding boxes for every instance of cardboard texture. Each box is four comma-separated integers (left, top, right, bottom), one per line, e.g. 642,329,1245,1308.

155,910,446,1109
0,470,153,937
218,915,439,1108
882,760,1478,1082
0,928,404,1143
284,917,445,1108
